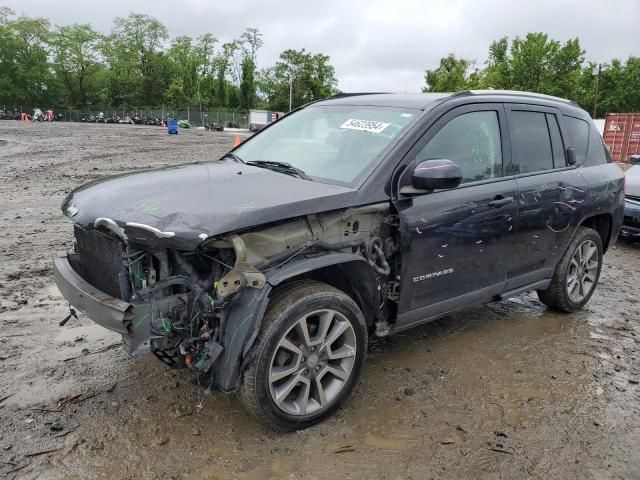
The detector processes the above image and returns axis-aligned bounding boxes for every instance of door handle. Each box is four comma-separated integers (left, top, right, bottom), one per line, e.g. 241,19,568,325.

488,196,514,208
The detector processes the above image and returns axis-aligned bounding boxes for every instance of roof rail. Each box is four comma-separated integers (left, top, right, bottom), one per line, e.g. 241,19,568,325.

453,89,579,106
326,92,390,99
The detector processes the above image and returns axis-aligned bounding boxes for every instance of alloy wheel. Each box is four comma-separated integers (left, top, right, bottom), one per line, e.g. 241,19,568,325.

268,309,357,416
566,239,599,303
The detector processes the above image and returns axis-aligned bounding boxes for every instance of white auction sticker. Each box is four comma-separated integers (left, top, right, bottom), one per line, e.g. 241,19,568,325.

340,118,390,134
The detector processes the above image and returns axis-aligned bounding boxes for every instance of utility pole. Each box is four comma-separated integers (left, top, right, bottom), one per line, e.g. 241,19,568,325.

593,63,602,118
288,72,293,112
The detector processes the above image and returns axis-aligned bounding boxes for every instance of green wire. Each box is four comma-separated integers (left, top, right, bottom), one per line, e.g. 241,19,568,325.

160,316,170,334
132,313,151,330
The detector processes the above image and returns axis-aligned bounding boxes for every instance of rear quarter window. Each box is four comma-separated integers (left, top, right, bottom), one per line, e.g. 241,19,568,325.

563,116,589,165
585,124,611,166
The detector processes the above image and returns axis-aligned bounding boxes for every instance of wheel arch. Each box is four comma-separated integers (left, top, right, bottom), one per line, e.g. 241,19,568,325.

216,253,379,392
579,213,613,252
266,253,380,327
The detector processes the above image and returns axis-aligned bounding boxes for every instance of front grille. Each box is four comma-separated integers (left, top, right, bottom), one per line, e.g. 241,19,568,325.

74,225,124,298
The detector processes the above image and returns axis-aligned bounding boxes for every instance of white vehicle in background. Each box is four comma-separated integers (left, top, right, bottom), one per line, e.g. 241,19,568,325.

31,108,44,122
622,155,640,237
249,109,283,131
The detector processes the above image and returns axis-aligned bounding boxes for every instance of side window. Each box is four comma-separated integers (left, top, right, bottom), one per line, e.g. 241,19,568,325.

563,116,589,165
547,114,566,168
585,124,610,166
416,111,503,183
510,111,553,174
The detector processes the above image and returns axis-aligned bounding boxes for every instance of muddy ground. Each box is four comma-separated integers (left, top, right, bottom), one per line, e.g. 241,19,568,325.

0,122,638,480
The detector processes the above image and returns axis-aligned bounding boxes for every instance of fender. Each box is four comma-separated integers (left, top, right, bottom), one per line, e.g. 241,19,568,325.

213,252,377,391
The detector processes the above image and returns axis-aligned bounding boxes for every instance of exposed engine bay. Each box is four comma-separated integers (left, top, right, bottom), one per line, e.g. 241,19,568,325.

67,202,399,387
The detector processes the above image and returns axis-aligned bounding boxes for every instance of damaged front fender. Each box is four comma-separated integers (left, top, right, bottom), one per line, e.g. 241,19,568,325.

213,252,377,391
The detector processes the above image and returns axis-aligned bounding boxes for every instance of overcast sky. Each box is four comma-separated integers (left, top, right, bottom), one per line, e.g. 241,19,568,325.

5,0,639,92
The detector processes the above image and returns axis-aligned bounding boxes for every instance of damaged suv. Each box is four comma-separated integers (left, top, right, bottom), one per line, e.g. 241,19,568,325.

54,91,624,430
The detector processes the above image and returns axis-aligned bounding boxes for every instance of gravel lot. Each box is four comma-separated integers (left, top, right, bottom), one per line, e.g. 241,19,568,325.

0,122,639,479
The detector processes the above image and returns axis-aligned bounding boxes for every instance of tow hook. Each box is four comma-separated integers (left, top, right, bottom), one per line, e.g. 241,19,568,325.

59,307,78,327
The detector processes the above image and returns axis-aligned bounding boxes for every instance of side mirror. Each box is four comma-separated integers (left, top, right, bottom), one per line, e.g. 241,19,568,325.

409,159,463,192
566,147,577,166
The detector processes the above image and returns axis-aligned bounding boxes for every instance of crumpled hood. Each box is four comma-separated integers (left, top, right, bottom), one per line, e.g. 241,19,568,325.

63,160,357,249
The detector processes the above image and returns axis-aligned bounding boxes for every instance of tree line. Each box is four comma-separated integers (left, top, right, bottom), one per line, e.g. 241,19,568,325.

422,32,640,118
0,7,338,112
2,7,638,118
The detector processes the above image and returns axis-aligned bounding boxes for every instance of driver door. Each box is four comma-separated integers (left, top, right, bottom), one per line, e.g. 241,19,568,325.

394,104,519,330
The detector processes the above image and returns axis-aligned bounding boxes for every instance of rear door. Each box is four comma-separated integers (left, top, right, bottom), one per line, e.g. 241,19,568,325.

505,105,587,290
394,104,519,329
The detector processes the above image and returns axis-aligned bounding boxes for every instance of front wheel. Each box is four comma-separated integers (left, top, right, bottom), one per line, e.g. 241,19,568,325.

537,226,603,312
239,281,367,431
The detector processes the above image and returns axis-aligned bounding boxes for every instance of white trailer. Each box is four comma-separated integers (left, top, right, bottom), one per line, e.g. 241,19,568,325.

249,109,283,131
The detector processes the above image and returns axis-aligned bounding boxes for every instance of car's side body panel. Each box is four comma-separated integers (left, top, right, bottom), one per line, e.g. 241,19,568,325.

388,95,623,332
395,178,519,319
579,162,625,242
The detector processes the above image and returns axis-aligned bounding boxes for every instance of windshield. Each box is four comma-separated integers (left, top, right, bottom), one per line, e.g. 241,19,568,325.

234,105,418,184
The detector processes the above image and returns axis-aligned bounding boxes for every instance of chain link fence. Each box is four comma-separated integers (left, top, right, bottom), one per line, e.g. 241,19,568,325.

1,105,249,128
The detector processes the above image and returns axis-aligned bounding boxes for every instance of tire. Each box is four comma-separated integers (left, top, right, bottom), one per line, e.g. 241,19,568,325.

238,281,367,431
537,226,603,313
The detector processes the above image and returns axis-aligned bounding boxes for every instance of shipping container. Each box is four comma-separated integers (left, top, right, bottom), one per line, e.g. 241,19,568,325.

603,113,640,162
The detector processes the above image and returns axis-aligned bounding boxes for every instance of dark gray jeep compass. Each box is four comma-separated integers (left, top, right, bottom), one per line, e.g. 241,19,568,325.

53,90,624,430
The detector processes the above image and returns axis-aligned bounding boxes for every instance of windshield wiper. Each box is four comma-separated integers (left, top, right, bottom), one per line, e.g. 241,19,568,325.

245,160,311,181
221,152,245,163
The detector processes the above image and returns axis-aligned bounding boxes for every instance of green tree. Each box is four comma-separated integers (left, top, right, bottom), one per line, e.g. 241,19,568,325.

166,35,199,105
50,24,104,107
483,37,511,89
195,33,217,106
480,33,584,98
422,54,481,92
238,28,263,109
213,42,236,107
258,48,337,111
0,10,55,107
595,57,640,115
102,13,169,105
508,33,583,96
239,57,255,109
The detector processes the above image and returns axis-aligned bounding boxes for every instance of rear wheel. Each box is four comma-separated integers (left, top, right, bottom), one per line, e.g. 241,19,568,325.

238,281,367,430
537,227,603,312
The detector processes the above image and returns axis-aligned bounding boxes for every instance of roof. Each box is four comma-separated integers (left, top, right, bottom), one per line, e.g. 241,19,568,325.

315,93,453,109
314,90,578,110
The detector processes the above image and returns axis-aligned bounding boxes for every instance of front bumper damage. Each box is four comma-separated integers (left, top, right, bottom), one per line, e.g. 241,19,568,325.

53,249,272,391
54,203,390,392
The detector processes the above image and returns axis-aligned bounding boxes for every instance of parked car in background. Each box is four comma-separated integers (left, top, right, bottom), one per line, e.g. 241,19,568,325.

53,90,624,430
622,155,640,237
